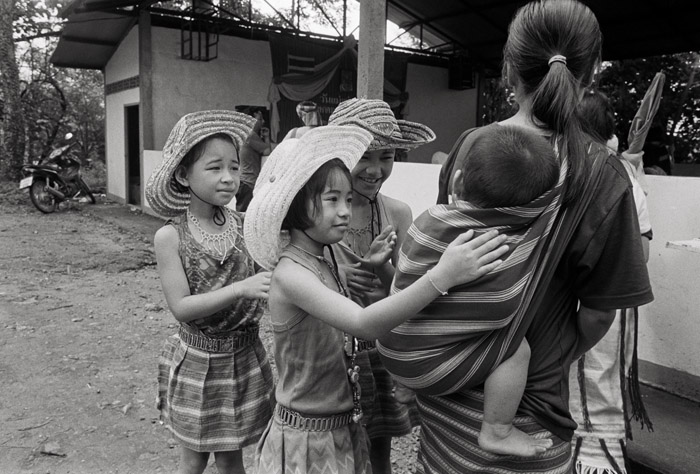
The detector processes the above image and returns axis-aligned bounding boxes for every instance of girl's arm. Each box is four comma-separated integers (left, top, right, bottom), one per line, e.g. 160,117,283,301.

373,199,413,288
350,199,413,292
277,230,508,340
154,225,271,323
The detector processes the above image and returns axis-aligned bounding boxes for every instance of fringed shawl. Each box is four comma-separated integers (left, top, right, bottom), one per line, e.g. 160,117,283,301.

377,140,609,396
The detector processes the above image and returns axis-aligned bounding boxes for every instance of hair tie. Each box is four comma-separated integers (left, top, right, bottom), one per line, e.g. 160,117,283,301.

548,55,567,67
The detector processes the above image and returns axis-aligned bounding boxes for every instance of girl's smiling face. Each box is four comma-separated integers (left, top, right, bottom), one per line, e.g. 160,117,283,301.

352,148,396,196
304,169,353,245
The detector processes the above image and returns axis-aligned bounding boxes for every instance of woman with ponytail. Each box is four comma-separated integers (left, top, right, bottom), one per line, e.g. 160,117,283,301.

407,1,654,472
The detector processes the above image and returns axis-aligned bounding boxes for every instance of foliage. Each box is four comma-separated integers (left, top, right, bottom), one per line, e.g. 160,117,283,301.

597,53,700,164
17,34,105,168
1,0,25,180
480,77,516,125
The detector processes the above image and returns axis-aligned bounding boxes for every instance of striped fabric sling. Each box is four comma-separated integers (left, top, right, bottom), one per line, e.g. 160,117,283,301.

378,138,609,397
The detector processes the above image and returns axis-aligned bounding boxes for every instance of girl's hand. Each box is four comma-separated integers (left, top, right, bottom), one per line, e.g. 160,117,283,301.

341,263,387,301
235,271,272,300
430,230,508,291
361,225,397,268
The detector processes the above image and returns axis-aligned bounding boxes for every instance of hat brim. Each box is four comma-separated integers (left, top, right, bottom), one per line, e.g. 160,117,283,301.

243,126,374,270
331,116,436,151
145,110,257,217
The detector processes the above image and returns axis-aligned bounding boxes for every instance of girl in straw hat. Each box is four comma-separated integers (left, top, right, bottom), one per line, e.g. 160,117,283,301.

244,125,508,474
327,98,436,473
145,110,274,474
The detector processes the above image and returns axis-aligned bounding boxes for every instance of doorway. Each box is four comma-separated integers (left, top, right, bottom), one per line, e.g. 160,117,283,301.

125,105,140,205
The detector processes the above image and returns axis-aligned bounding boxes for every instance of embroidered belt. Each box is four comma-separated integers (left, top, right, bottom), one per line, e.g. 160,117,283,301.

178,324,258,353
275,404,353,431
356,338,376,352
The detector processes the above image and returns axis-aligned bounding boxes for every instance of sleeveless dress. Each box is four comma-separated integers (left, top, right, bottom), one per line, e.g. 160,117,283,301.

156,210,273,452
255,246,371,474
332,193,420,439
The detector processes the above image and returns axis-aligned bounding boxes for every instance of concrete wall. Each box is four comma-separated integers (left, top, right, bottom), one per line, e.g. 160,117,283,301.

638,175,700,400
105,27,139,82
149,27,273,150
104,28,140,203
404,63,478,164
384,163,700,401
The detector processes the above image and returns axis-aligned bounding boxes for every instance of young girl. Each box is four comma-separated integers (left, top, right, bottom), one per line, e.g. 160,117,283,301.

243,125,508,474
328,98,435,473
145,110,274,474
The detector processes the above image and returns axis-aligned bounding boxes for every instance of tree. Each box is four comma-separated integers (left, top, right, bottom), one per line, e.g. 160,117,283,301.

598,53,700,164
0,0,26,180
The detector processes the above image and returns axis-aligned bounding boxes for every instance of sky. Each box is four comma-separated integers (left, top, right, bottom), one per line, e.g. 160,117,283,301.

251,0,418,48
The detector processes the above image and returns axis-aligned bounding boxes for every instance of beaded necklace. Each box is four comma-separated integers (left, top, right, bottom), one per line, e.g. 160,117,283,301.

289,243,364,423
345,191,382,258
187,207,241,265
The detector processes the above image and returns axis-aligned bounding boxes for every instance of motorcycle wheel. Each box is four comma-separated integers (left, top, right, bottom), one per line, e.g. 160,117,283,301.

77,178,96,204
29,178,57,213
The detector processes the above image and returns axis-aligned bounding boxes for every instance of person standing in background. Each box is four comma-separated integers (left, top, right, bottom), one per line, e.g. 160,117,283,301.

236,108,271,212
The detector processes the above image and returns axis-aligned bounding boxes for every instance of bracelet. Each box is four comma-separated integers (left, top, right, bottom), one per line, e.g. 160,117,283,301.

230,282,238,299
427,270,449,296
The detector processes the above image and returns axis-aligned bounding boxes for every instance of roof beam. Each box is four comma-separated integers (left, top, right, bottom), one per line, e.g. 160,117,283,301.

60,34,120,46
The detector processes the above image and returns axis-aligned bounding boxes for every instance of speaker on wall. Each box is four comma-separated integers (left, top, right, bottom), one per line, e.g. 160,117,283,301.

448,56,475,90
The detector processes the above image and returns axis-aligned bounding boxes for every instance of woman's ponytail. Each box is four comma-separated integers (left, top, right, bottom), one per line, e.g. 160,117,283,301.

504,0,602,203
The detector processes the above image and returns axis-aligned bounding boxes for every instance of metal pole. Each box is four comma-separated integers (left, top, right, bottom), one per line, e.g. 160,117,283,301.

343,0,347,37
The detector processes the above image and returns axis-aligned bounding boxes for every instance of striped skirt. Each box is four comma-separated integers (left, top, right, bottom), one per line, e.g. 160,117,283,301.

255,413,372,474
416,391,572,474
156,333,273,452
357,348,420,439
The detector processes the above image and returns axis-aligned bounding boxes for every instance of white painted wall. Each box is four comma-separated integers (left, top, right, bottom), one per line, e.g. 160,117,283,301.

104,27,138,83
404,63,478,164
638,176,700,379
150,27,273,149
105,89,139,203
382,161,441,218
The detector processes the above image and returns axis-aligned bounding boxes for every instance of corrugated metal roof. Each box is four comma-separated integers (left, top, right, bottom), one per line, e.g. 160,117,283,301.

51,0,700,70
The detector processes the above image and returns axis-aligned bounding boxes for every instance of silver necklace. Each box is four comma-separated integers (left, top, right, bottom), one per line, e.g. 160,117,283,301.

187,207,241,264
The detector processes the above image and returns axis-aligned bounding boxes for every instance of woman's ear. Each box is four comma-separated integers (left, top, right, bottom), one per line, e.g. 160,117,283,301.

174,166,189,188
450,169,463,204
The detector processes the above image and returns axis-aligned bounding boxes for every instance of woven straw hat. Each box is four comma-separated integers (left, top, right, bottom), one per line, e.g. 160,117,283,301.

243,125,373,270
145,110,257,217
328,98,435,150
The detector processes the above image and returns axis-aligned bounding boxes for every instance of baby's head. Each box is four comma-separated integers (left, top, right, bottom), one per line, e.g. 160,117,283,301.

455,125,559,208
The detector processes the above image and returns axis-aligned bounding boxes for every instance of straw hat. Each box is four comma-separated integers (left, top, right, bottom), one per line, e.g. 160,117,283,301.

243,125,374,271
328,98,435,150
145,110,257,217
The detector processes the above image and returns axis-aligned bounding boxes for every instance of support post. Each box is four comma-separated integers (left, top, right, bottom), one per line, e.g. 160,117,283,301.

357,0,385,99
138,9,154,152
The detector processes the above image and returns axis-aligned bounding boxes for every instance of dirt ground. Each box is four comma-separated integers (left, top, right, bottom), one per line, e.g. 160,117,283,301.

0,182,418,474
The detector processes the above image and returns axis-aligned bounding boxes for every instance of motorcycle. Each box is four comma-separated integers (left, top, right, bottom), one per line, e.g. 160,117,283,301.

19,134,96,213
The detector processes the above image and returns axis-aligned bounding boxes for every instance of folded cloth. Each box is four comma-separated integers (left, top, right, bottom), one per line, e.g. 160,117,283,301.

627,72,665,154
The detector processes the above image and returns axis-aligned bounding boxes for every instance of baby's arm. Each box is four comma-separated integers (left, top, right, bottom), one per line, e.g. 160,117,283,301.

277,230,507,340
154,225,271,323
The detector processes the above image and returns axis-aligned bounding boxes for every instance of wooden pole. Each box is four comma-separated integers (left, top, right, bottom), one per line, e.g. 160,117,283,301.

357,0,386,99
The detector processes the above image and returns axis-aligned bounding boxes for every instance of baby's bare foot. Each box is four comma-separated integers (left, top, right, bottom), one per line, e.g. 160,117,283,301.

478,422,553,457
